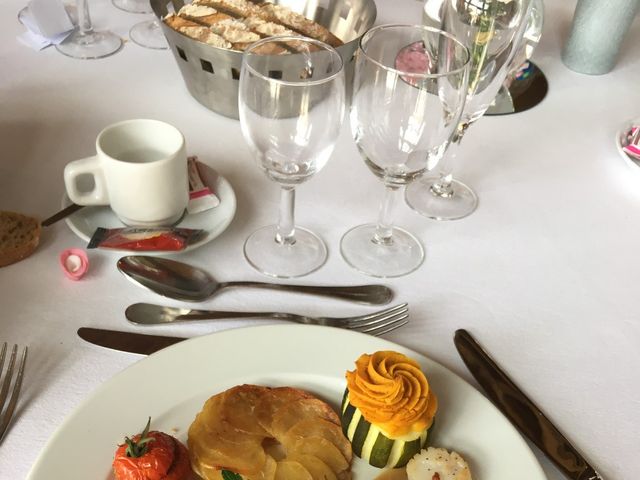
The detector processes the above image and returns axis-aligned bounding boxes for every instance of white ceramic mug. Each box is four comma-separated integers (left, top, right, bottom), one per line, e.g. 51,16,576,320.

64,119,189,226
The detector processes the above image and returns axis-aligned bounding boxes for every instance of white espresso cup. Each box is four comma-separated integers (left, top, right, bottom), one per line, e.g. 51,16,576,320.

64,119,189,227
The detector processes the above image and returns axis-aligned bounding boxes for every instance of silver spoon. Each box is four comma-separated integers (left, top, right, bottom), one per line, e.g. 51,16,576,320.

117,256,394,304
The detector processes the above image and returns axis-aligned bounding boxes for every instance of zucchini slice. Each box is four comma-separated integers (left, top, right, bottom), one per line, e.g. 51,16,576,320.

340,390,430,469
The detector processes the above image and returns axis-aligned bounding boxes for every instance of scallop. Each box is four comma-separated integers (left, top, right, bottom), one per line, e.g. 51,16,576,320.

405,447,472,480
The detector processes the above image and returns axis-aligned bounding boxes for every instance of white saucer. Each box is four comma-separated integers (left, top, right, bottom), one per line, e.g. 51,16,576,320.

615,117,640,172
62,165,236,254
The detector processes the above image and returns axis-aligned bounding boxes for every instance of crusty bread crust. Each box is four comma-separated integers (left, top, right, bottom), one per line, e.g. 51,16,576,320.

0,211,41,267
165,0,344,51
257,3,342,47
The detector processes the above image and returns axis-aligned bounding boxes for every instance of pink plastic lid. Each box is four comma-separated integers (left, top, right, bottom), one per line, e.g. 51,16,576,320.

59,248,89,280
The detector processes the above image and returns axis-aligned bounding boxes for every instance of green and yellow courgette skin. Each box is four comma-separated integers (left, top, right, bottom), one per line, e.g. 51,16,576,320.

340,390,430,469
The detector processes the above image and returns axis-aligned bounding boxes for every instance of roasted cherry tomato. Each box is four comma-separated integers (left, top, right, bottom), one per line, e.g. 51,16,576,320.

112,418,191,480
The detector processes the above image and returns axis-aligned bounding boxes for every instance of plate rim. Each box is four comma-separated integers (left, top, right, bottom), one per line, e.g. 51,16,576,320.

27,324,548,480
61,168,237,253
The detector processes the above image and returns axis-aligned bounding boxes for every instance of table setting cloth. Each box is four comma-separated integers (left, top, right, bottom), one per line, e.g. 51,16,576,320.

1,0,639,478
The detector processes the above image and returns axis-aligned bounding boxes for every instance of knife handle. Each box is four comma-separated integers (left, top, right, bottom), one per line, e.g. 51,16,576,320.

41,203,84,227
454,329,603,480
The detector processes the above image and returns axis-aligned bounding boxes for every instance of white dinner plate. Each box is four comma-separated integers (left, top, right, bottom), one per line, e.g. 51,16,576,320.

27,325,547,480
62,165,236,254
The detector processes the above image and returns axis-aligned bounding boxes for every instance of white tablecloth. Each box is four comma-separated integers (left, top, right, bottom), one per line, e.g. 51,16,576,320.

1,0,639,478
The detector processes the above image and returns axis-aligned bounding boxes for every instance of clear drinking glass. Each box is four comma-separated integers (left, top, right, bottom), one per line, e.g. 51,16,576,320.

486,0,544,114
405,0,532,220
238,36,346,278
129,19,168,50
340,24,470,278
56,0,122,59
112,0,150,13
112,0,167,50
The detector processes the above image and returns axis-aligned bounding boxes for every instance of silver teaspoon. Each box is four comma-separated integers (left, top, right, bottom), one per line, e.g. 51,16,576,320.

117,256,393,304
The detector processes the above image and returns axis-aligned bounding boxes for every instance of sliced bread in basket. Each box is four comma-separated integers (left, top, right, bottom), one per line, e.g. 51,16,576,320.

165,0,343,51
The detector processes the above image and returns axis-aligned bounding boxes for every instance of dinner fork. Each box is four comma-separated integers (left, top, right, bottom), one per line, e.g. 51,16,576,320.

126,302,410,336
0,343,27,444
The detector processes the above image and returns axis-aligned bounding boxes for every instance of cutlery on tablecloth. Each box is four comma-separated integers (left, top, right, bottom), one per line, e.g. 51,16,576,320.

0,343,28,443
454,329,604,480
117,255,394,304
78,327,185,355
125,302,409,336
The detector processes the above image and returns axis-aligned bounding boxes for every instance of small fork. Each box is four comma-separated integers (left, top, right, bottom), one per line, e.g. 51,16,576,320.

0,343,27,444
126,302,410,336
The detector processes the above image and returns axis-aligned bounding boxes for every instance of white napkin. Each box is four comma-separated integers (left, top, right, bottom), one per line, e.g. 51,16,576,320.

17,0,74,51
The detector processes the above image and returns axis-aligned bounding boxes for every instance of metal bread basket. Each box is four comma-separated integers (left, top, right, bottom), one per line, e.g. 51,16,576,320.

151,0,377,119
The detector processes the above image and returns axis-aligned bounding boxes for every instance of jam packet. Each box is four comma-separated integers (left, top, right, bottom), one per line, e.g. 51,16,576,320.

622,126,640,160
88,227,205,251
187,156,220,214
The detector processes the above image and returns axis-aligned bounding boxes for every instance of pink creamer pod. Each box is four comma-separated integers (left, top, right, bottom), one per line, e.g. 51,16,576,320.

59,248,89,280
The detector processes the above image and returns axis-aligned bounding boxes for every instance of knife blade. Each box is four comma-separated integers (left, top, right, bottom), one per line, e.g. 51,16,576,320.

77,327,185,355
454,329,603,480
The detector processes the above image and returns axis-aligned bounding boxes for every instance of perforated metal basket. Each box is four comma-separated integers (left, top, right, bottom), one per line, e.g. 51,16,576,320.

151,0,377,119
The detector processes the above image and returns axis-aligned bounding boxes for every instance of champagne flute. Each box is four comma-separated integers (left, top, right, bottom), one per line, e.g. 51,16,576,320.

405,0,532,220
340,24,470,278
56,0,122,59
238,36,345,278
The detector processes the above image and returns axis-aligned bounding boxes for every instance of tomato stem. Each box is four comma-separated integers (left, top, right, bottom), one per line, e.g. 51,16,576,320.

125,417,155,458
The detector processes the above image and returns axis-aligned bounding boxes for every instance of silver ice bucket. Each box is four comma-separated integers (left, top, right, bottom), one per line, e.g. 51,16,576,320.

151,0,377,119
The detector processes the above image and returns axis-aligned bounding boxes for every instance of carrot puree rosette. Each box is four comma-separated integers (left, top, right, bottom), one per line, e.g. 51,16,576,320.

341,351,438,469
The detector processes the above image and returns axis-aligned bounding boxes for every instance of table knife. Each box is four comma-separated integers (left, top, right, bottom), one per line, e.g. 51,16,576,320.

454,329,603,480
77,327,185,355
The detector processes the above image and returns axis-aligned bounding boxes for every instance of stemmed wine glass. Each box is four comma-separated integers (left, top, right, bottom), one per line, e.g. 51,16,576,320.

340,24,470,278
56,0,122,59
112,0,167,50
238,36,346,278
129,17,168,50
405,0,532,220
112,0,150,12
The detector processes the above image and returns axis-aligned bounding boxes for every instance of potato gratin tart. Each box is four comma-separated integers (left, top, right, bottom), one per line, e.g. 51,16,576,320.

188,384,353,479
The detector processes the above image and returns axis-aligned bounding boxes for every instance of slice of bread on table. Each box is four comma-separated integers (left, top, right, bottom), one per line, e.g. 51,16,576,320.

0,211,41,267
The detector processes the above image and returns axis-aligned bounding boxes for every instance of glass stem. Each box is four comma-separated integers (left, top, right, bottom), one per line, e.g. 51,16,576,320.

275,186,296,246
373,183,400,246
432,122,469,197
77,0,94,36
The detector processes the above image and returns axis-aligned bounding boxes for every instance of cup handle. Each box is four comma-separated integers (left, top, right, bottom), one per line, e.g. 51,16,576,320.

63,155,109,206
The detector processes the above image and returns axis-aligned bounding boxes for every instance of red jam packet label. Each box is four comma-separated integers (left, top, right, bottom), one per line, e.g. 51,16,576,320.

87,227,205,251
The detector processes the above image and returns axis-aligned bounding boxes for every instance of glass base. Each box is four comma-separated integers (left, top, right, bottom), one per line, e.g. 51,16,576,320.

56,30,122,60
244,225,327,278
340,224,424,278
112,0,152,13
130,20,168,50
485,62,549,116
405,177,478,221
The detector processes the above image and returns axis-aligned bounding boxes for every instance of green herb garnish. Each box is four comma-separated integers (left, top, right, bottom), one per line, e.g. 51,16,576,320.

124,417,155,458
221,471,243,480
